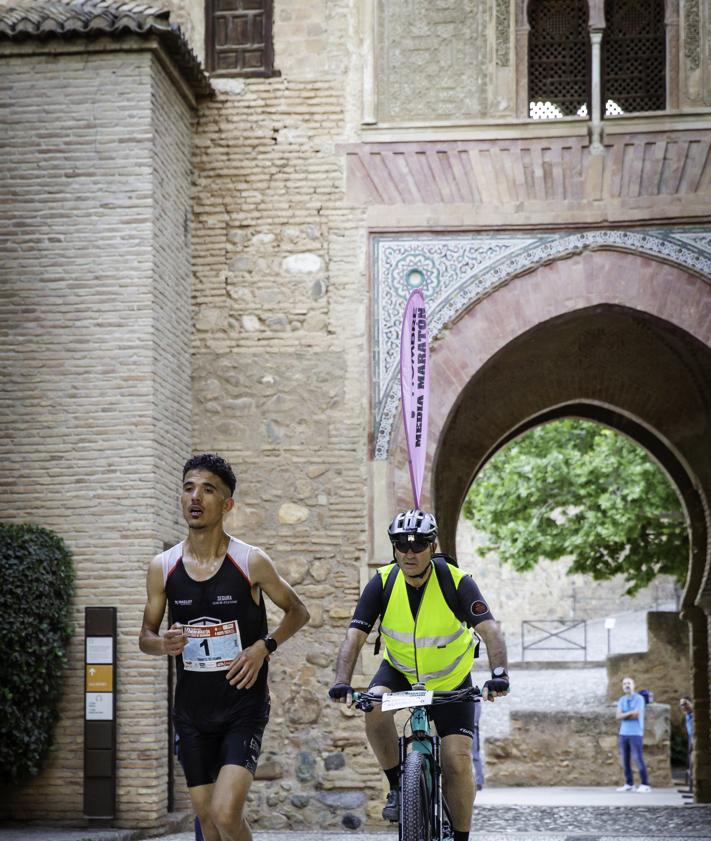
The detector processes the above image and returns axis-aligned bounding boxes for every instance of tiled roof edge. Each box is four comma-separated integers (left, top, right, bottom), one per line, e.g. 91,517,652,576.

0,1,213,99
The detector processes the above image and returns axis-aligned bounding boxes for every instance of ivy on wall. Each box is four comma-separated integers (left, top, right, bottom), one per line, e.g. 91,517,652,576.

0,523,74,782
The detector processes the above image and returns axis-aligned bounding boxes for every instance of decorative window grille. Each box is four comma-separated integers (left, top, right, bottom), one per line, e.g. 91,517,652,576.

603,0,665,115
205,0,275,76
528,0,589,119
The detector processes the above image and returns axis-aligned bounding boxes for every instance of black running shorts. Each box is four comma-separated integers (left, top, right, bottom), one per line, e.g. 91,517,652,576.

368,659,475,740
174,699,270,787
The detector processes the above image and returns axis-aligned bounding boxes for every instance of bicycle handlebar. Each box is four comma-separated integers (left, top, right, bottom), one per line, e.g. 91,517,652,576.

352,685,481,712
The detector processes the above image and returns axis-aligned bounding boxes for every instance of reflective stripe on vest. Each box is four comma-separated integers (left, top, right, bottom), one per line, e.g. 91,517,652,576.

378,561,475,691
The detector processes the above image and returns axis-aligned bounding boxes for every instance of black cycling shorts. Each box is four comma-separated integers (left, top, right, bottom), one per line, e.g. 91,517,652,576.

174,698,270,787
369,659,475,740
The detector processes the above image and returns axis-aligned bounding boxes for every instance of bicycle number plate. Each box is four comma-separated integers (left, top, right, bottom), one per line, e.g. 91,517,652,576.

182,621,242,672
381,690,433,711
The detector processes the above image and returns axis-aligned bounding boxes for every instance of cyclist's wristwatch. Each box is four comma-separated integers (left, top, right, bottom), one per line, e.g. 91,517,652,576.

491,666,508,679
262,635,278,654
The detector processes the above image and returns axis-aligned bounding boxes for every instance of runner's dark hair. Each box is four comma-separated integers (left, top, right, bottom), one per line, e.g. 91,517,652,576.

183,453,236,496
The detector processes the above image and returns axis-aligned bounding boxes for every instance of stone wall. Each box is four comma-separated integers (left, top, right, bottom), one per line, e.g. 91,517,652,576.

188,44,375,830
486,705,672,787
607,612,691,727
0,44,193,828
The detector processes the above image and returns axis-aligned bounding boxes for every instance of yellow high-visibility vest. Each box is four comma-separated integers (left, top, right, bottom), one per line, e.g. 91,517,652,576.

378,561,475,690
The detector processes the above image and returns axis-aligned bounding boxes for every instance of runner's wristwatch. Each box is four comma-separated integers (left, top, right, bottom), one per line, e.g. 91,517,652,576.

262,634,278,654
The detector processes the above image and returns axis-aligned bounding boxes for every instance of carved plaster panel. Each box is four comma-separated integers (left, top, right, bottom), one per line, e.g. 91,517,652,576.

684,0,701,70
376,0,489,121
372,228,711,458
496,0,511,65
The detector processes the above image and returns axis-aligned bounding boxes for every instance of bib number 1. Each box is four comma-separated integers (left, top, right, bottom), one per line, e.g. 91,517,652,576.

182,620,242,672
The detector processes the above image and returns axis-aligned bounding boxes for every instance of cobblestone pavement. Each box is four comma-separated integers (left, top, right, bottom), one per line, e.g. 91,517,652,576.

3,802,711,841
141,802,711,841
150,805,711,840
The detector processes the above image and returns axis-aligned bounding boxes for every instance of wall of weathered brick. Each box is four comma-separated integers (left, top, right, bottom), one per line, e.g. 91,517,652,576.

0,43,193,827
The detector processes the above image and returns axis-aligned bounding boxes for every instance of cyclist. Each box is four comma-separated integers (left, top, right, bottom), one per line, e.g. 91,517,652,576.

329,509,509,841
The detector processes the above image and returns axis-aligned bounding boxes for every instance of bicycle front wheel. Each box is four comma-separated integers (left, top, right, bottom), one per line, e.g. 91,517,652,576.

400,751,432,841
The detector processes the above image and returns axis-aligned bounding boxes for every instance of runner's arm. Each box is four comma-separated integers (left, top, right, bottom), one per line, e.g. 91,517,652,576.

226,547,309,689
138,554,186,657
249,546,310,647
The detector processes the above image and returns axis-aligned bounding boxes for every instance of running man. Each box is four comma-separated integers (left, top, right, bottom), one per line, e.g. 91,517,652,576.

329,509,509,841
139,453,309,841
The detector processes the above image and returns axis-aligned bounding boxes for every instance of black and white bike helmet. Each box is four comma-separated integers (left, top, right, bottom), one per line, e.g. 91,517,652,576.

387,508,438,543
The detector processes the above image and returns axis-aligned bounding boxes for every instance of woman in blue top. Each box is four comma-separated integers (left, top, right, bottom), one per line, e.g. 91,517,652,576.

615,676,651,792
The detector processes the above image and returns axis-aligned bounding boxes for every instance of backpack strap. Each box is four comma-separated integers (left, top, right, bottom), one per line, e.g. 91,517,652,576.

432,556,467,625
432,556,481,657
374,563,400,656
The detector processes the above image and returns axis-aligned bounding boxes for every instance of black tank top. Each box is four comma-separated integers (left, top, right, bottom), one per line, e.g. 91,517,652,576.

162,536,269,723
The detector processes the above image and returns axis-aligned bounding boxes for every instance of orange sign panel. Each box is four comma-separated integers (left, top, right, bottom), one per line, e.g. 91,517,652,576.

86,664,113,692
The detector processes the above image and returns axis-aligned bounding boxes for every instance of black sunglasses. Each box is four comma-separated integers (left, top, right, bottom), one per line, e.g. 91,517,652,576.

392,537,432,554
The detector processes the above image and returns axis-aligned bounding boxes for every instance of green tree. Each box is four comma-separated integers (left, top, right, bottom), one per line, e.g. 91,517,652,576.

0,524,74,782
463,419,688,594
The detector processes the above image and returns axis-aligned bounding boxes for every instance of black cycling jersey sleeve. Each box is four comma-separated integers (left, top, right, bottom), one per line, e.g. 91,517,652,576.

349,572,383,634
457,574,496,626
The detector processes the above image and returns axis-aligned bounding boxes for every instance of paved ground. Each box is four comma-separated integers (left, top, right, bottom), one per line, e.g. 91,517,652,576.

3,789,710,841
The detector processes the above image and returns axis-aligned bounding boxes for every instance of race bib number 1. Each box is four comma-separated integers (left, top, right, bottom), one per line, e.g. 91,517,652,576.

182,621,242,672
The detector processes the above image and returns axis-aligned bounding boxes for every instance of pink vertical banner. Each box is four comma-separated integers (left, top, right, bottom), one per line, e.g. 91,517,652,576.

400,289,429,508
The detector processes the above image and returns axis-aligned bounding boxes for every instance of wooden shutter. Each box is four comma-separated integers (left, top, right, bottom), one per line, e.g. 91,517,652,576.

205,0,275,77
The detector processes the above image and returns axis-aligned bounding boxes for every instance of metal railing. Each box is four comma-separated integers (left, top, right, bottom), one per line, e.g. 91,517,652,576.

521,619,588,662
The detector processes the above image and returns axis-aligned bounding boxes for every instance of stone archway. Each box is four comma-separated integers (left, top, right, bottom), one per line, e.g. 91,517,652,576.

386,247,711,800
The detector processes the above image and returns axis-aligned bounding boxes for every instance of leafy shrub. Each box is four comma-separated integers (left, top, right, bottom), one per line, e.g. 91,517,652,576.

0,523,74,782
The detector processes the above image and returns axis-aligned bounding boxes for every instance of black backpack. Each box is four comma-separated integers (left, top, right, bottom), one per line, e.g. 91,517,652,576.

373,553,479,656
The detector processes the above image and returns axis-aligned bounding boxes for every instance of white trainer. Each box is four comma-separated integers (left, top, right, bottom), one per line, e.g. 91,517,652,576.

616,784,635,792
636,784,652,793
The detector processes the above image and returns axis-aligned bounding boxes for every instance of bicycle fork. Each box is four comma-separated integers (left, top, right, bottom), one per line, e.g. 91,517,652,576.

398,716,445,840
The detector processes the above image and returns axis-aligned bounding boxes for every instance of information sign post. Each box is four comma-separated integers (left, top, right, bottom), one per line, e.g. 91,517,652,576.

84,606,117,821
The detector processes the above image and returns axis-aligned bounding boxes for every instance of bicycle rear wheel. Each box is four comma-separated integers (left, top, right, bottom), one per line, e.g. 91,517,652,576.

400,751,432,841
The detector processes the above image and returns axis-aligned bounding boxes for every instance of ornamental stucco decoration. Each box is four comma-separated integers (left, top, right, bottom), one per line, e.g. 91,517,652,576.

373,228,711,459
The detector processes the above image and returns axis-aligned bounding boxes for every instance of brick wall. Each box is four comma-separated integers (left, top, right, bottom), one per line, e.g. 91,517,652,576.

188,58,373,832
0,45,193,827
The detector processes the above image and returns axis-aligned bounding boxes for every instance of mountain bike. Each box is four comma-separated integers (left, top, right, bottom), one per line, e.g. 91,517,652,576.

353,684,481,841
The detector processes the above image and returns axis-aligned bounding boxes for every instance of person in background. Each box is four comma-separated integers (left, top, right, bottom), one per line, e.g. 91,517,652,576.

680,696,694,787
615,675,651,793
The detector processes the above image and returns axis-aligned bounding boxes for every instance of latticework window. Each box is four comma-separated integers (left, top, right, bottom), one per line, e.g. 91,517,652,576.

205,0,275,77
603,0,666,114
528,0,589,119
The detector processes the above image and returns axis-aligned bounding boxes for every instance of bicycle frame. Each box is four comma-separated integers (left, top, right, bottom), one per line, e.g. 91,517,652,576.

399,704,447,841
353,685,480,841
